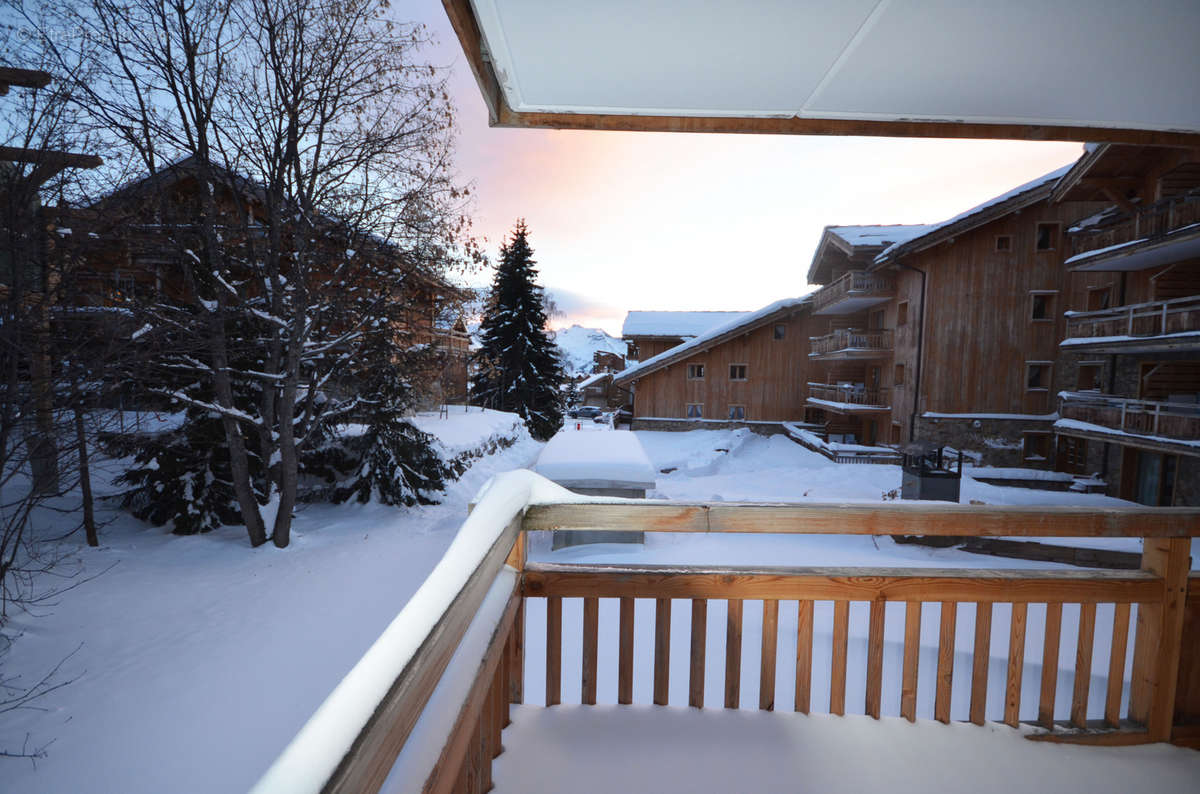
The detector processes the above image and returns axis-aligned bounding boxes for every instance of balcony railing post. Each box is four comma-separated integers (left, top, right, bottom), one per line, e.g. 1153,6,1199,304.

1153,405,1161,436
1129,537,1191,740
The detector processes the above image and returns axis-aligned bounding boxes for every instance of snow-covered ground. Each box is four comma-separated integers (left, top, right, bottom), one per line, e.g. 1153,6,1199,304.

3,422,1192,792
1,408,538,794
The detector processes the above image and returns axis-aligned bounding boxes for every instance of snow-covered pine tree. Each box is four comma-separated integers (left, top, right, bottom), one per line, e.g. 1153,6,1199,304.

471,221,565,440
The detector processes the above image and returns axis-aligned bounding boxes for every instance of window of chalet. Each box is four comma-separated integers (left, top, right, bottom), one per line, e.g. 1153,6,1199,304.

891,423,902,445
897,301,908,326
728,404,746,420
686,403,703,419
773,323,786,340
687,363,705,380
1026,362,1052,390
729,364,748,381
894,363,905,386
1087,286,1113,311
1077,363,1103,391
1030,291,1056,321
1023,432,1051,461
995,235,1012,252
1057,436,1088,474
1035,223,1059,251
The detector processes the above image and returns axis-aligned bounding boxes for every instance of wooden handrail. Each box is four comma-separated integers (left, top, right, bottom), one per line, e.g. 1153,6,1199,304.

811,270,894,311
1064,294,1200,340
522,500,1200,537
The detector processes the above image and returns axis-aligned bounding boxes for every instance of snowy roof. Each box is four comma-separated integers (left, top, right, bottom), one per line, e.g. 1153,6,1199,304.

874,163,1076,263
622,311,749,339
826,224,936,249
577,371,610,388
533,431,656,489
615,296,810,384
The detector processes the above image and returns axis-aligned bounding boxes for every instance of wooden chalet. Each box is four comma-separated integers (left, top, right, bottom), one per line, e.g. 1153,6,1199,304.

246,4,1200,793
613,299,811,429
57,158,471,408
621,310,747,361
576,371,628,410
1050,143,1200,505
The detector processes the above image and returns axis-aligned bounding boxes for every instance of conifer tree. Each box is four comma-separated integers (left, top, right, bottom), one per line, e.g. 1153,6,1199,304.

471,221,565,440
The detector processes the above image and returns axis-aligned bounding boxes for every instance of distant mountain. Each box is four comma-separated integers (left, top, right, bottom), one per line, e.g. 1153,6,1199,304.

553,325,626,376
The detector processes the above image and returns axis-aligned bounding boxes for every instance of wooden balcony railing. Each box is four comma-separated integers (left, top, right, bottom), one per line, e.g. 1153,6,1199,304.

809,328,893,357
1060,391,1200,442
811,271,894,314
807,382,891,408
1069,192,1200,262
1063,295,1200,344
252,471,1200,794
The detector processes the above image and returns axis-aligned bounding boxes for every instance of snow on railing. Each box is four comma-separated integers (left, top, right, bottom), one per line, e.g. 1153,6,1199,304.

1063,294,1200,342
807,382,891,408
1068,192,1200,261
255,473,1200,793
811,271,894,313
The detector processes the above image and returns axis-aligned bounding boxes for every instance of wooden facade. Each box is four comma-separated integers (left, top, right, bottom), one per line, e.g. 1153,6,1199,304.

1052,144,1200,505
616,304,811,425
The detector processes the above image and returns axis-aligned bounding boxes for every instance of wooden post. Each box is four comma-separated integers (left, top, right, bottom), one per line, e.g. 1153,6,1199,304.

970,602,992,726
690,599,707,708
831,601,849,716
1071,603,1097,728
760,599,779,711
618,597,634,705
1129,537,1191,740
654,598,671,706
1039,603,1063,729
795,600,813,714
546,596,561,707
901,602,922,722
865,600,885,719
935,602,957,724
1006,603,1027,728
1105,602,1131,727
725,600,743,709
582,597,598,705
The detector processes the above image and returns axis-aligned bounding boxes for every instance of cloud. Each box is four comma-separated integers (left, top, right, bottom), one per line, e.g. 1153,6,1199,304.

544,287,625,336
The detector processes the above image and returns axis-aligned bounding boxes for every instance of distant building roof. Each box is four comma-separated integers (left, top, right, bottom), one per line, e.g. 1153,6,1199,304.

826,224,935,249
808,224,934,284
621,310,749,339
615,296,810,384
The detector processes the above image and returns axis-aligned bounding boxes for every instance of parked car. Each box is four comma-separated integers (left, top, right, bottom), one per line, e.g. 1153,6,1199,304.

573,406,602,420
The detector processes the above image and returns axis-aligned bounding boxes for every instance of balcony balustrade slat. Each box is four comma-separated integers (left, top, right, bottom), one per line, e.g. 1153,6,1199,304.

1005,604,1028,728
1105,603,1132,727
935,602,957,724
760,600,779,711
690,599,707,709
831,601,849,716
795,600,814,714
725,600,743,709
901,602,922,722
582,597,598,705
654,599,672,706
865,600,885,719
970,603,993,726
546,596,562,707
1039,603,1063,729
1072,603,1098,728
618,597,634,705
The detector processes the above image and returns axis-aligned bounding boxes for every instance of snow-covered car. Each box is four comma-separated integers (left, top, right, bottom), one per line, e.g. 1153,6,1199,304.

573,406,602,419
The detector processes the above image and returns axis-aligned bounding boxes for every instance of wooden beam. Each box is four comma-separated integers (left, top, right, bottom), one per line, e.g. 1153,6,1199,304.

493,105,1200,148
521,563,1161,604
440,0,503,123
522,501,1200,538
0,146,102,170
0,67,52,93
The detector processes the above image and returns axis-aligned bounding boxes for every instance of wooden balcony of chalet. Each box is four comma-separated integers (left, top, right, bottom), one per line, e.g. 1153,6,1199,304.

1059,391,1200,454
1067,192,1200,272
806,381,891,412
809,328,893,360
252,470,1200,794
810,271,894,316
1062,296,1200,353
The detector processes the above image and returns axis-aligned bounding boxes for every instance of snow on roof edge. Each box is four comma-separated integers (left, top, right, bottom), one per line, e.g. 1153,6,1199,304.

621,310,751,338
614,296,810,383
873,162,1076,263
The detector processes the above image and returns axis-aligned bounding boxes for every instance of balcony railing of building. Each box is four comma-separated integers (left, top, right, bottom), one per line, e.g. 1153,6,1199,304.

251,470,1200,794
1060,391,1200,442
1069,192,1200,261
1063,295,1200,345
807,381,891,409
811,271,894,314
809,328,893,358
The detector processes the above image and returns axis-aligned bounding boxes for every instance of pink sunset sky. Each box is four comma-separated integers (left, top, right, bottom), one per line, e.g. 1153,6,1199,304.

410,2,1085,338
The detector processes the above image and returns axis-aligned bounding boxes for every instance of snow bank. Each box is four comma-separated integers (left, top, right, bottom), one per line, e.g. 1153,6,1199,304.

493,705,1200,794
533,431,657,490
967,467,1075,483
411,406,525,458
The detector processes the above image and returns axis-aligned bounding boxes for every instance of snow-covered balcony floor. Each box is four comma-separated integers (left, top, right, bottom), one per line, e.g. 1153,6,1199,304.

492,704,1200,793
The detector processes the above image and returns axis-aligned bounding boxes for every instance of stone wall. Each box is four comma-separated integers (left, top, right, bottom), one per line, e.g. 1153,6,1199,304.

914,415,1055,468
630,417,788,436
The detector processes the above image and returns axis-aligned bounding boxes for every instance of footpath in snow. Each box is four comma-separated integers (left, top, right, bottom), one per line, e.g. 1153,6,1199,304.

1,407,539,794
